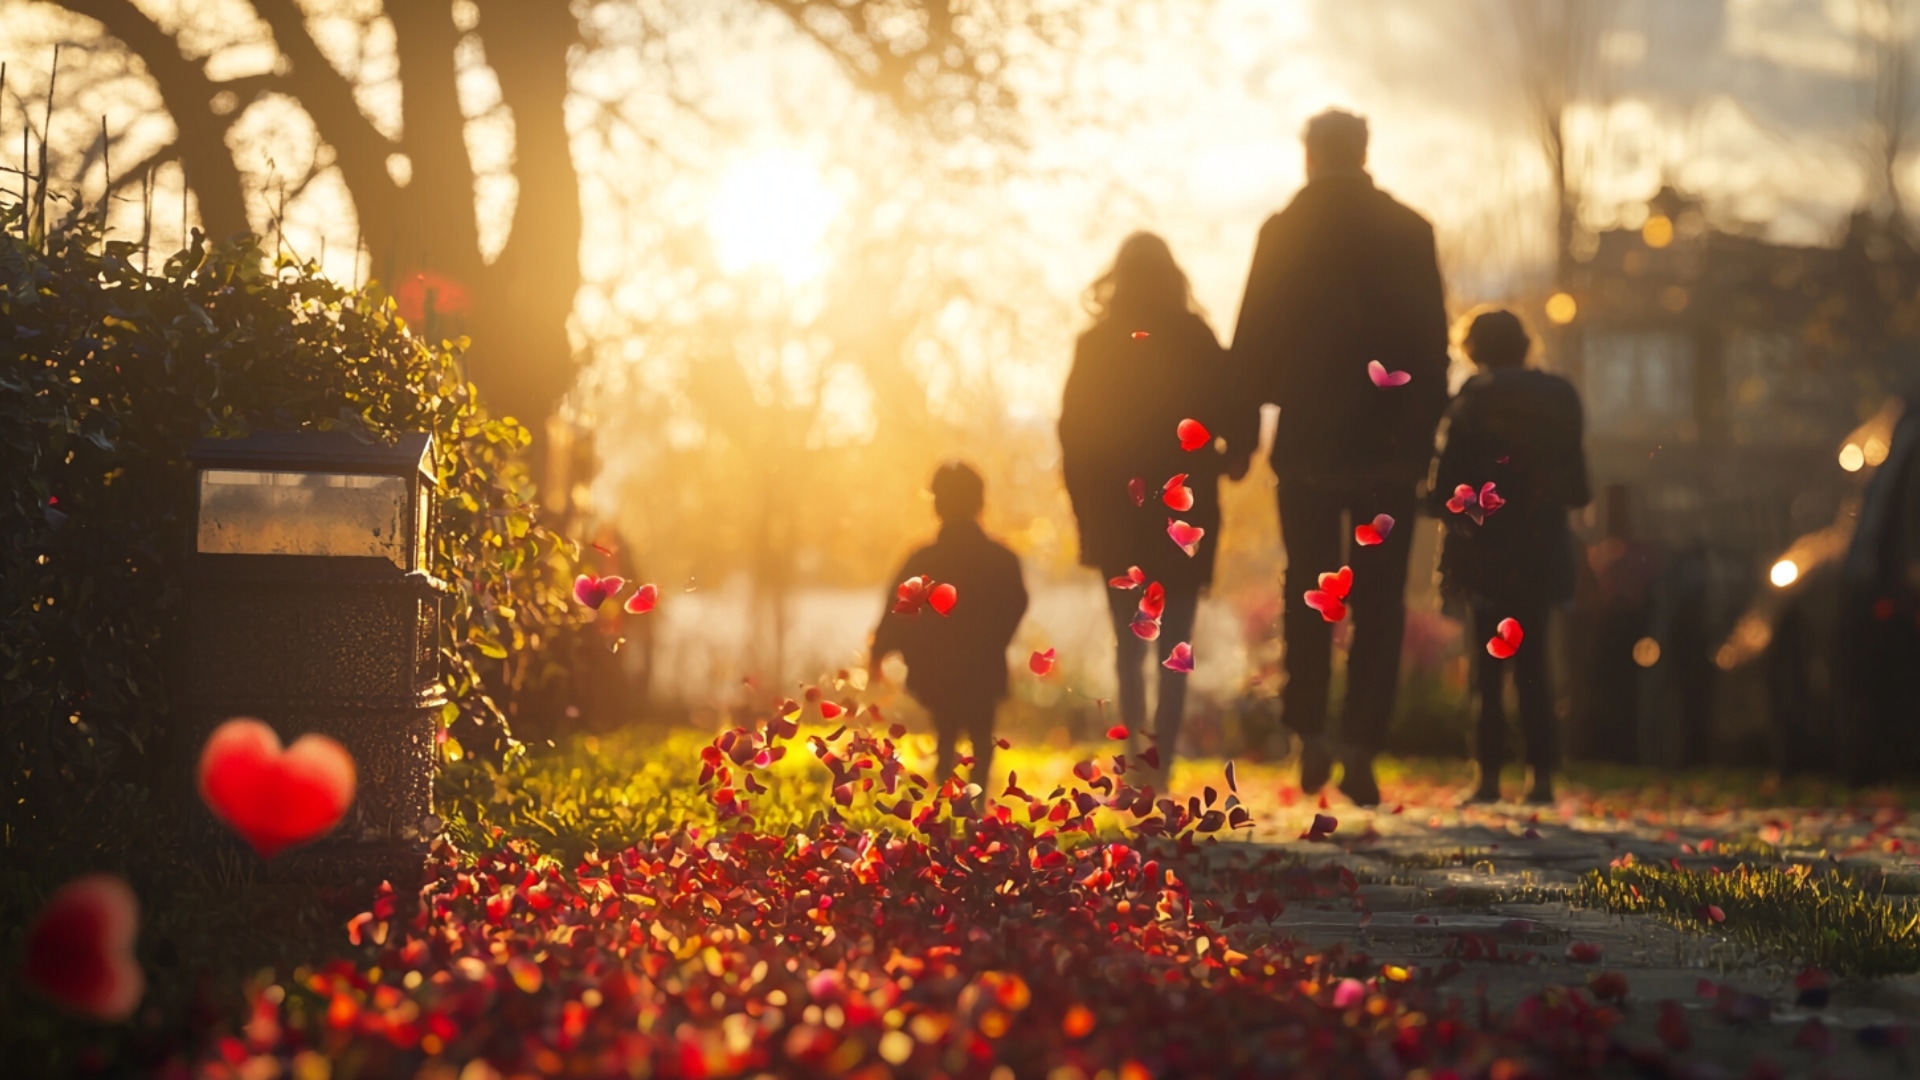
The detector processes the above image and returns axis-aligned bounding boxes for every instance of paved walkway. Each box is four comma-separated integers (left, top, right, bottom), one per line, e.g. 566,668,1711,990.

1213,782,1920,1078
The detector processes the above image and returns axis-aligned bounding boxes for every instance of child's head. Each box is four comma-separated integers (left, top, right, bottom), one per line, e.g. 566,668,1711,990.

1458,307,1532,371
930,460,985,522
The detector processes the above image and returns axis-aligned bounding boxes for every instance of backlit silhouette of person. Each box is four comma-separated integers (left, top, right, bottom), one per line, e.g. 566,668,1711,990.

1430,308,1591,804
1060,232,1242,782
870,462,1029,800
1227,108,1451,805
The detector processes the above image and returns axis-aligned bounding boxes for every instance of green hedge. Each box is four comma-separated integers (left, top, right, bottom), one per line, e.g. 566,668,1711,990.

0,199,575,851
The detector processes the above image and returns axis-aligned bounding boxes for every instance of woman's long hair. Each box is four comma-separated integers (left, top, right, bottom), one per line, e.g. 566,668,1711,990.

1083,231,1203,324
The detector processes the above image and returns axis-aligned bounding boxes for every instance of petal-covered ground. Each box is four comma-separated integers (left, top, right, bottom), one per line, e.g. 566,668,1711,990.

170,718,1920,1079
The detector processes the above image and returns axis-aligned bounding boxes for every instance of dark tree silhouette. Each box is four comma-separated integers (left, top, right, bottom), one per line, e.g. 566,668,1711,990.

43,0,1070,434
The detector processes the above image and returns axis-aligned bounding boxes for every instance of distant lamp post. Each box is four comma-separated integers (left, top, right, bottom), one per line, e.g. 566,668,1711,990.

184,432,448,869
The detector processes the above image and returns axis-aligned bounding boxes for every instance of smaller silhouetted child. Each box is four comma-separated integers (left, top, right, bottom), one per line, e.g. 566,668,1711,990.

1430,308,1591,805
870,462,1029,799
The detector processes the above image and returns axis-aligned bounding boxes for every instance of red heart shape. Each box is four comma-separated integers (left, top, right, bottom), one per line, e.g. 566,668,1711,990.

1317,565,1353,599
1367,360,1412,387
1127,477,1147,507
1176,418,1210,452
198,718,357,858
24,874,143,1022
1138,581,1166,620
1485,616,1524,659
1354,513,1395,547
1107,566,1145,590
1161,473,1194,512
623,583,659,615
1303,591,1347,623
1129,611,1162,640
927,582,958,616
1029,648,1056,676
1166,519,1205,557
572,573,625,609
1476,482,1505,517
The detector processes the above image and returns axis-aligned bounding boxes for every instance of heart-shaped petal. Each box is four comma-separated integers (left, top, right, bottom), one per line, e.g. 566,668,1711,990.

1129,611,1162,640
623,583,659,615
573,573,625,609
198,718,357,858
1162,641,1194,674
24,874,143,1022
1161,473,1194,512
1354,513,1395,546
893,575,930,614
1303,591,1348,624
1485,616,1524,659
1127,477,1147,508
1166,519,1205,557
1139,581,1167,620
1029,648,1056,676
1176,418,1210,452
1367,360,1412,387
1315,565,1353,599
1108,566,1146,590
1477,482,1506,517
928,582,958,616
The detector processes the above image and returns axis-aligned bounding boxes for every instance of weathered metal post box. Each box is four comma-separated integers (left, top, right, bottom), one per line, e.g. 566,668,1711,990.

183,432,447,860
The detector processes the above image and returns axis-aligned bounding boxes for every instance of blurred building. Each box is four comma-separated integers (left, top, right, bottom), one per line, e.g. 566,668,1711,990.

1541,186,1919,768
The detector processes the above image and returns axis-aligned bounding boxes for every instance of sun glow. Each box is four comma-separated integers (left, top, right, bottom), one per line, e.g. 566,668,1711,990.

705,148,839,283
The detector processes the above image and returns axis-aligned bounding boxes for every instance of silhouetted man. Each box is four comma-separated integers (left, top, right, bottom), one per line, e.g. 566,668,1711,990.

1226,109,1450,805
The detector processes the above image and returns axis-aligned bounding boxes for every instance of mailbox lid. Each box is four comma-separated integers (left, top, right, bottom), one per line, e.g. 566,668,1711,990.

190,432,434,568
188,431,433,479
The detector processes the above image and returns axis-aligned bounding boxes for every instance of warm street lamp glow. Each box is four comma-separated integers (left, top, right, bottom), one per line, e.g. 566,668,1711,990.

1545,292,1577,325
1770,559,1799,588
706,148,839,283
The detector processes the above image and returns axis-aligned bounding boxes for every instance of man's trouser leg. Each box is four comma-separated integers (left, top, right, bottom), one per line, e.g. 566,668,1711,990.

1340,482,1418,761
1277,481,1344,745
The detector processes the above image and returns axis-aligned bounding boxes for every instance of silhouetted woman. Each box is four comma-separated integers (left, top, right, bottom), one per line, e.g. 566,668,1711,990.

1059,233,1241,779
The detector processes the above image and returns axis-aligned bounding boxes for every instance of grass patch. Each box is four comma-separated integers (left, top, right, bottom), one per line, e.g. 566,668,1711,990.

1577,861,1920,977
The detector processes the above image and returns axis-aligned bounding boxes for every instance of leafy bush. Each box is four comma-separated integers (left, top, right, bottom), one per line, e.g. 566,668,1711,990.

0,198,574,851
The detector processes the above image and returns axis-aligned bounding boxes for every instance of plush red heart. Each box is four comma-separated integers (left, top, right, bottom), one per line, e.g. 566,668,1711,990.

1162,641,1194,674
1176,418,1210,452
892,575,930,614
1127,477,1147,508
24,873,143,1022
623,583,659,615
573,573,625,609
1354,513,1395,547
1166,519,1205,557
1138,580,1166,620
1029,648,1056,676
927,582,958,616
1107,566,1145,590
1161,473,1194,512
1367,360,1412,387
1485,617,1524,659
198,718,357,858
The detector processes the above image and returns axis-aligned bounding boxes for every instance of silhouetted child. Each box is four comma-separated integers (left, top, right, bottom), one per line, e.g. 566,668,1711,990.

870,462,1029,799
1429,308,1591,804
